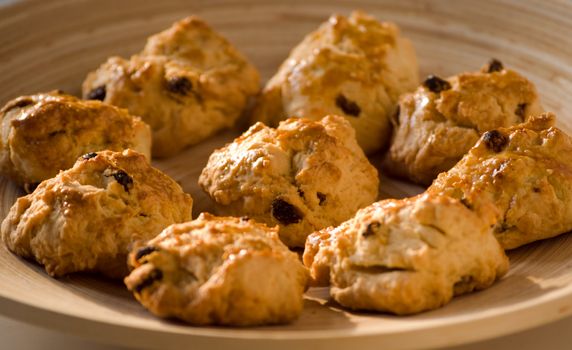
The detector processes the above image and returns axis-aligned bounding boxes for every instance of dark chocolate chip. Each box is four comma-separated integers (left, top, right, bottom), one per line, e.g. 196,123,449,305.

240,216,250,222
112,171,134,193
297,188,305,198
86,85,106,101
271,198,302,225
423,75,451,93
82,152,98,160
362,222,381,237
533,187,541,193
133,269,163,293
135,246,158,261
515,103,527,120
487,58,504,73
166,76,193,95
317,192,327,205
335,94,361,117
482,130,509,153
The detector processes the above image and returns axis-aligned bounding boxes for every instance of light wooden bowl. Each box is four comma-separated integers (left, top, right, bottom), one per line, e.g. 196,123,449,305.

1,1,572,349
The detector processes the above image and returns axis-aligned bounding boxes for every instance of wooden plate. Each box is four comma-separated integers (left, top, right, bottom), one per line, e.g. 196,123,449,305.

2,0,572,349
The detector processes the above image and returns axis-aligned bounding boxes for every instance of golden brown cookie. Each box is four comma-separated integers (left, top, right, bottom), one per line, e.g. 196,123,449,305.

251,11,419,154
124,213,308,326
384,59,542,185
83,16,260,157
303,193,508,315
0,91,150,190
428,113,572,249
199,115,379,248
1,150,192,278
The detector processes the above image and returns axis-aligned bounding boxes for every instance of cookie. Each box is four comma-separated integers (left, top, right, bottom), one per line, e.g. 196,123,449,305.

303,193,508,315
199,115,379,248
1,150,193,278
384,59,542,185
428,113,572,249
83,16,260,157
124,213,308,326
251,10,419,154
0,91,150,191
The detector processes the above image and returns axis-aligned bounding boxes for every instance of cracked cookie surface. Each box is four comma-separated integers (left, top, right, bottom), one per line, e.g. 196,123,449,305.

124,213,308,326
83,16,260,157
1,150,192,278
0,91,150,190
199,115,379,248
384,60,542,185
303,193,508,315
428,113,572,249
251,11,419,154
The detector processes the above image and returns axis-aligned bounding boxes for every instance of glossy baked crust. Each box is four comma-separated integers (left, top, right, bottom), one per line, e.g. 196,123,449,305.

83,16,260,157
384,61,542,185
303,193,508,315
251,10,419,154
199,115,379,248
124,213,308,326
0,91,151,190
428,113,572,249
1,150,193,278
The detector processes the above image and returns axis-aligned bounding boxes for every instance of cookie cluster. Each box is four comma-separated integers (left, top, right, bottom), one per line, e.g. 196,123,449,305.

2,11,571,327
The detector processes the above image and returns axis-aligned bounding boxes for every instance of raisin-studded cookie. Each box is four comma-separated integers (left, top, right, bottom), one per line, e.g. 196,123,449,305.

384,59,542,185
124,213,308,326
0,91,150,191
428,113,572,249
251,11,419,154
303,193,508,315
83,16,260,157
199,115,379,248
1,150,192,278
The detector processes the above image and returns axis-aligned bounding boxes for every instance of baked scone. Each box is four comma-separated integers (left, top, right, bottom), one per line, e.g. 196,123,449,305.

0,91,151,191
428,113,572,249
251,11,419,154
303,193,508,315
199,115,379,248
83,16,260,157
1,150,193,278
124,213,308,326
384,59,543,185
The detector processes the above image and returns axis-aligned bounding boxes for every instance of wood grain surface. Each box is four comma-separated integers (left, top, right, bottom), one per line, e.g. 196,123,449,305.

1,1,572,349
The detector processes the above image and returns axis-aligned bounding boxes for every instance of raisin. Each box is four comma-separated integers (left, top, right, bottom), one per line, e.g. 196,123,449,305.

112,171,134,193
423,75,451,93
515,103,527,120
133,269,163,293
335,94,361,117
271,198,302,225
533,187,541,193
460,197,473,210
86,85,106,101
482,130,508,153
82,152,98,160
23,182,40,194
12,98,34,109
317,192,327,205
166,76,193,95
135,246,158,261
362,222,381,237
487,58,504,73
